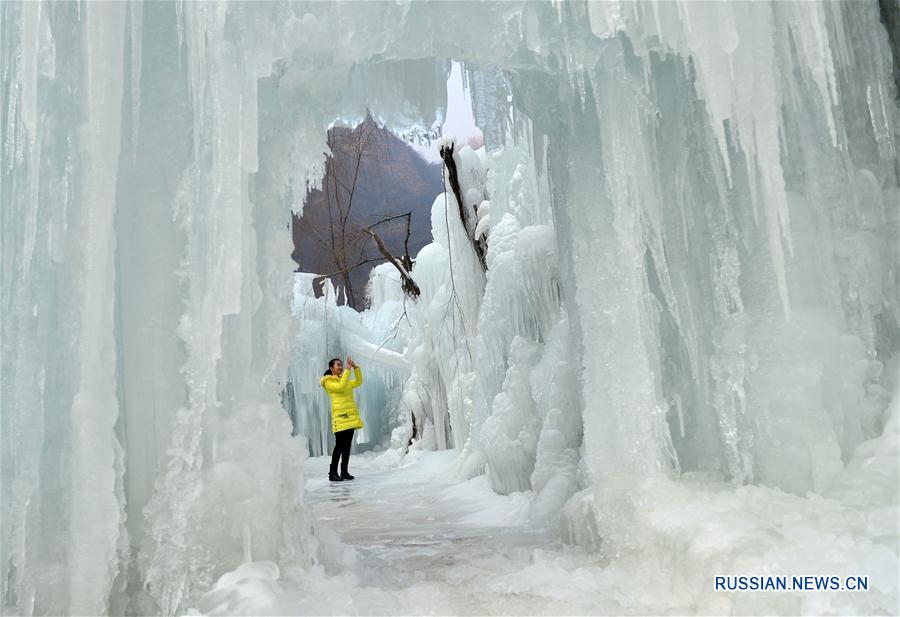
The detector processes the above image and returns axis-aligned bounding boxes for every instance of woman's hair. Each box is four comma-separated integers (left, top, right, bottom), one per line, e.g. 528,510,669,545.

323,358,341,376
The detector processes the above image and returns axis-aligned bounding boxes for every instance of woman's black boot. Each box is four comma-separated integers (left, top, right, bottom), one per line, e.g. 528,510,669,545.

329,471,343,482
340,471,355,480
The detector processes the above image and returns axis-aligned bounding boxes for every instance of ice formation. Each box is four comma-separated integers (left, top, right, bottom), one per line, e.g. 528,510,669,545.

285,269,410,456
2,1,898,615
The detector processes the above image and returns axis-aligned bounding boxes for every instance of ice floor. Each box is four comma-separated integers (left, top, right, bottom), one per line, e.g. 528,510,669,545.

296,448,623,616
191,437,897,616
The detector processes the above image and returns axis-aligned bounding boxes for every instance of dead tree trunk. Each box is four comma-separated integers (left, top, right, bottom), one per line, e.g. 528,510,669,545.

439,142,488,272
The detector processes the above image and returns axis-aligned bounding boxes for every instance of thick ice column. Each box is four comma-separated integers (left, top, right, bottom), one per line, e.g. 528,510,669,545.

467,65,512,149
137,23,247,617
570,95,673,485
68,3,129,614
114,0,191,556
3,3,42,612
133,5,320,614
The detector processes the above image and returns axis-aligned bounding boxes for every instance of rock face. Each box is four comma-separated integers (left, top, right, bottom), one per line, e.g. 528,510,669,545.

292,117,442,309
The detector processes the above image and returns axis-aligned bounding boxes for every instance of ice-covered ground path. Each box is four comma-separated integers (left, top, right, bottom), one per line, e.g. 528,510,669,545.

295,448,623,616
194,425,898,616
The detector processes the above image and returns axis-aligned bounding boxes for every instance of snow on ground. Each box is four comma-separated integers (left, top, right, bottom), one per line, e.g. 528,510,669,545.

192,420,898,616
293,448,604,616
193,448,625,616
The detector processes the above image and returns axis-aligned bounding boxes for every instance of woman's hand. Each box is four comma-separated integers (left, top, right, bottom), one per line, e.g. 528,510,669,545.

346,356,355,369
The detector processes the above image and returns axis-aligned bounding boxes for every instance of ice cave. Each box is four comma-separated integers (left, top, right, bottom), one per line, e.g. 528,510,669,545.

2,1,899,615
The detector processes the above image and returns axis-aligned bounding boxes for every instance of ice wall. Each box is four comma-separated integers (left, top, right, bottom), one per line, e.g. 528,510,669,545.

2,1,898,615
499,0,896,518
285,269,409,456
556,1,899,494
2,3,316,615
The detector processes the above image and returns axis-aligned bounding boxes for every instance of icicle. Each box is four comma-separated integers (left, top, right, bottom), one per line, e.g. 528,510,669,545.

242,525,253,562
130,1,143,162
19,1,41,278
68,4,128,614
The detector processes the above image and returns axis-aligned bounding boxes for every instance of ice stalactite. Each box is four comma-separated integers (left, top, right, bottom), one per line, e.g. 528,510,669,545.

68,7,130,616
286,275,339,457
2,5,72,615
128,1,142,164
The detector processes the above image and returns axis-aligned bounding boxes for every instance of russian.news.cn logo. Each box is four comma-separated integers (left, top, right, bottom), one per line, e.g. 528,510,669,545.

715,575,869,592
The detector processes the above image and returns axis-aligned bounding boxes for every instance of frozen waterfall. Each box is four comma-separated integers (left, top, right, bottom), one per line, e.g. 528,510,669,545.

2,1,898,615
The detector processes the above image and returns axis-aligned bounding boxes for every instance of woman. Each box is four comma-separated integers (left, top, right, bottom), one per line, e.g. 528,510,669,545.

319,356,364,481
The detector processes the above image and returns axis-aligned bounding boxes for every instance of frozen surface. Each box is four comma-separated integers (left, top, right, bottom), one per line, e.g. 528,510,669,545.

194,450,566,616
192,427,899,615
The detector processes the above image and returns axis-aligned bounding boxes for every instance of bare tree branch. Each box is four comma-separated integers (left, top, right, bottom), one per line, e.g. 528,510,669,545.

319,257,389,278
363,227,421,298
347,212,412,246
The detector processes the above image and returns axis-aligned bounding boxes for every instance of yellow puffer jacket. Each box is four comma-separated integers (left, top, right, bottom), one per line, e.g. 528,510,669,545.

320,367,365,433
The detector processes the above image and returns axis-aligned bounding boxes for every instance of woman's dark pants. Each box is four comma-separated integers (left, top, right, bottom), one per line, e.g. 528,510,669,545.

330,428,355,475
